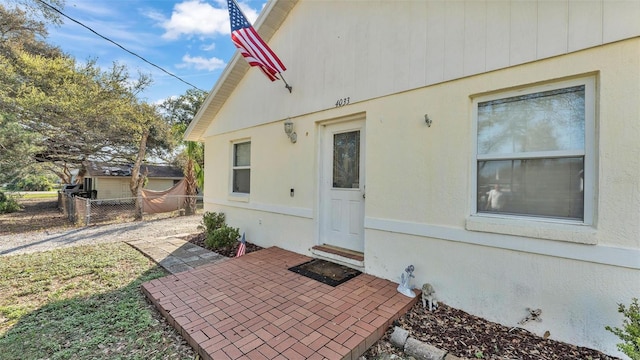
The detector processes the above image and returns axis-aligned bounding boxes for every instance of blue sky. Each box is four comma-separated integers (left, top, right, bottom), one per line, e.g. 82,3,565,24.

42,0,267,103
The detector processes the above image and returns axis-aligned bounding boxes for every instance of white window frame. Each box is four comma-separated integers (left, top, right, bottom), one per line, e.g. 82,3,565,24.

230,139,251,198
468,76,596,241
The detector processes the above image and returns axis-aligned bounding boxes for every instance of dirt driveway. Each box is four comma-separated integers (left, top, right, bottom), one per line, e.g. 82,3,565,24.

0,198,202,256
0,199,69,236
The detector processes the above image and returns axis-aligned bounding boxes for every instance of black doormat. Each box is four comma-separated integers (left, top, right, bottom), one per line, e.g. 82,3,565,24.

288,259,361,287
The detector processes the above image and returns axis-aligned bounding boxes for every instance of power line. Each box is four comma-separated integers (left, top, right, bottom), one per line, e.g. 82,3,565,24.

36,0,205,92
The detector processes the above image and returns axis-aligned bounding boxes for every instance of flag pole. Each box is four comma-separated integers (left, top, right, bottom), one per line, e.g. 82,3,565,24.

279,73,292,93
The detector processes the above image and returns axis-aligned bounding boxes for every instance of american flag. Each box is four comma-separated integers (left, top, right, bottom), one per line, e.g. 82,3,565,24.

236,232,246,257
227,0,286,81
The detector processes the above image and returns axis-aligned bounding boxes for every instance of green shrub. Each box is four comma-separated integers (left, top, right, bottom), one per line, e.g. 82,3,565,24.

198,211,226,234
606,298,640,360
199,212,241,249
0,192,21,214
205,225,240,249
7,174,55,191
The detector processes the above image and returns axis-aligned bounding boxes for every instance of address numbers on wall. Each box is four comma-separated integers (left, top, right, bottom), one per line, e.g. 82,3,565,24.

335,97,350,107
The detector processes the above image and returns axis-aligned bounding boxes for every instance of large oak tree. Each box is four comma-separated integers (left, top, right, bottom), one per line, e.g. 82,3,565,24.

0,4,173,189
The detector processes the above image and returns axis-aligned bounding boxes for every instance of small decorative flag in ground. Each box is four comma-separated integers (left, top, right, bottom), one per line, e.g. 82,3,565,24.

236,232,246,257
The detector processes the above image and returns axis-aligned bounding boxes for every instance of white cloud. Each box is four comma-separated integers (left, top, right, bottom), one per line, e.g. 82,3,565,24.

159,0,261,40
153,95,177,106
210,0,260,20
236,1,260,24
201,42,216,51
178,54,226,71
143,9,167,23
161,0,230,40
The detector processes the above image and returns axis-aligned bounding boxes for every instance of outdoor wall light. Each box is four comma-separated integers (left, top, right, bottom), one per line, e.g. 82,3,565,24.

424,114,433,127
284,119,297,143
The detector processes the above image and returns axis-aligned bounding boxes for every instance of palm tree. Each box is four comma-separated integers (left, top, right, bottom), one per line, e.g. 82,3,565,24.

184,140,203,215
160,88,207,215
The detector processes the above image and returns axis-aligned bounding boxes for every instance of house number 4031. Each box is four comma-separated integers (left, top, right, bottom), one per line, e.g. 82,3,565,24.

335,97,350,107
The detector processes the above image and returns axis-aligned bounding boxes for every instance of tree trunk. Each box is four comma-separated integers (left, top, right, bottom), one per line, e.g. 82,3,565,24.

184,157,197,215
130,130,149,220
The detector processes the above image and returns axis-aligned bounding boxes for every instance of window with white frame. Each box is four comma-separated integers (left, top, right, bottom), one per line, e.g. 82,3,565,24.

232,141,251,194
474,77,594,223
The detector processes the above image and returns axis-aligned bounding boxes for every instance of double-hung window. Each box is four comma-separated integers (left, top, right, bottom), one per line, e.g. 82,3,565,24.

232,141,251,194
474,77,595,223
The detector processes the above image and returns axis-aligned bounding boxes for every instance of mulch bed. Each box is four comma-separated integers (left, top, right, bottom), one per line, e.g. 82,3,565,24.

183,232,263,258
364,301,620,360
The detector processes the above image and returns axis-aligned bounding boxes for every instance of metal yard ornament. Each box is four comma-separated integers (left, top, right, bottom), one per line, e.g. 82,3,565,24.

397,265,416,298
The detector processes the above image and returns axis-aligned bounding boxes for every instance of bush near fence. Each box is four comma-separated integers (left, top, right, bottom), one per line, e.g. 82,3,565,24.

58,194,203,226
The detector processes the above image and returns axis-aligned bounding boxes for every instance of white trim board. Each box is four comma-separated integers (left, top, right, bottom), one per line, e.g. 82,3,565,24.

200,198,639,269
365,217,640,270
205,197,313,219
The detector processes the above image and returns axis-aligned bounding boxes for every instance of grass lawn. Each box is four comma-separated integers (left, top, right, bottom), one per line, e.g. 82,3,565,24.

0,243,195,360
19,191,59,199
0,191,59,199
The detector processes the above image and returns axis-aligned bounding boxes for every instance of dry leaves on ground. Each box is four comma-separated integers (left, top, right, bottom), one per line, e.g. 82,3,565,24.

364,302,619,360
184,232,263,257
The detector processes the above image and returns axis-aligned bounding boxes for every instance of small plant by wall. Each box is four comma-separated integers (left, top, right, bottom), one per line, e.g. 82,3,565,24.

198,212,240,249
198,211,226,234
205,225,240,249
606,298,640,360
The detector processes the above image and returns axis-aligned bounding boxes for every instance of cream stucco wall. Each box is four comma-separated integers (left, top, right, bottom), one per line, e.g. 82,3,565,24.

201,39,640,357
201,0,640,139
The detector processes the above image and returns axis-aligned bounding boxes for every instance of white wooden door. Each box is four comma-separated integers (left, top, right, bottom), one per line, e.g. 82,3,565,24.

319,120,365,252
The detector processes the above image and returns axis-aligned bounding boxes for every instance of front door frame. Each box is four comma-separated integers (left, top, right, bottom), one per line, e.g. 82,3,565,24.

317,114,366,253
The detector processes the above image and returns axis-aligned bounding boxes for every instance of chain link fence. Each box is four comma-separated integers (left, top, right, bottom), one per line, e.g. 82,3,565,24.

59,194,203,226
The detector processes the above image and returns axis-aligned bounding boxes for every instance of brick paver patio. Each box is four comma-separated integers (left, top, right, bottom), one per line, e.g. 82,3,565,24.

142,247,419,360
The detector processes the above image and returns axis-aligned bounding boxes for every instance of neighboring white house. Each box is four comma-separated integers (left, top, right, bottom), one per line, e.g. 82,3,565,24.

185,1,640,357
83,161,184,199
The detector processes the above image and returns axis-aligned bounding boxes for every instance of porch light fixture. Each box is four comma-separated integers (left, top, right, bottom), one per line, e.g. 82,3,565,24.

424,114,432,127
284,119,297,143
